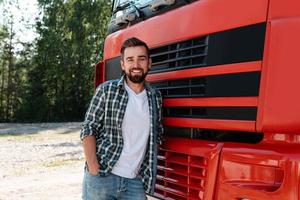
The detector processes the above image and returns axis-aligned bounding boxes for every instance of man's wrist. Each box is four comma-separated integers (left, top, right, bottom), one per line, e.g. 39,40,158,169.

88,159,99,168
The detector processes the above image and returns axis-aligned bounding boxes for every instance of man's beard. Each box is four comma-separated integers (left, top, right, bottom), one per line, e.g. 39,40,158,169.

124,69,148,83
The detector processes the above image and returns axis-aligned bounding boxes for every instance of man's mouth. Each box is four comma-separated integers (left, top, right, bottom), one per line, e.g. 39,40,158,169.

130,69,143,74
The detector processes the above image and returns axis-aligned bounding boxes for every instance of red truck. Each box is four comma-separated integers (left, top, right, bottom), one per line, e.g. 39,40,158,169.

95,0,300,199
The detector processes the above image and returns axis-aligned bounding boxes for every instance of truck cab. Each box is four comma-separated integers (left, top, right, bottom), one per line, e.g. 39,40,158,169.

95,0,300,199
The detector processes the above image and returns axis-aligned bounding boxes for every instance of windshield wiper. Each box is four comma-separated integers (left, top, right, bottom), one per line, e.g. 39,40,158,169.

149,0,176,12
112,1,143,27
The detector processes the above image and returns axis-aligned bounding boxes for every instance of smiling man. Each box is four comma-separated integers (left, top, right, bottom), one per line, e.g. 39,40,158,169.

80,37,164,200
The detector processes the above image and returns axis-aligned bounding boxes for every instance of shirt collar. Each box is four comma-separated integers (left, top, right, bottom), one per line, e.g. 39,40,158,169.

117,75,125,88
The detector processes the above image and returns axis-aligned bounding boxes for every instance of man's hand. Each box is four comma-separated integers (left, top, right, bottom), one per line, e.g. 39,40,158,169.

88,161,100,176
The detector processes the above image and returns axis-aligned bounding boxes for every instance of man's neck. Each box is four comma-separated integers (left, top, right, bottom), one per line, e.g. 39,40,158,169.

125,78,145,94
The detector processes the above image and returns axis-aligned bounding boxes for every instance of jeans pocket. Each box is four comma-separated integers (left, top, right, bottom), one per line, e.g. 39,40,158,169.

82,171,116,200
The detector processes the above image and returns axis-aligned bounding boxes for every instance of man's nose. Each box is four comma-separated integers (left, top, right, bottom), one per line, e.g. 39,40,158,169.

133,59,140,68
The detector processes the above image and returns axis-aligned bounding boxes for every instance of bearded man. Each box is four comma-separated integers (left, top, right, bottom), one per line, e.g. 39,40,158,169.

80,37,163,200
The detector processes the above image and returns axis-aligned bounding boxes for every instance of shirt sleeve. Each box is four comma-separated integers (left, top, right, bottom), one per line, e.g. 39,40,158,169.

80,85,106,140
156,90,164,145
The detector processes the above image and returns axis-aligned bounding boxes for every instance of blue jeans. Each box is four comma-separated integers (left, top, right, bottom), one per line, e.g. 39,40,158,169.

82,169,147,200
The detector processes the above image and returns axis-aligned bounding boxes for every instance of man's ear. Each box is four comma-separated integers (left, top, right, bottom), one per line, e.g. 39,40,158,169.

148,58,152,70
120,59,125,71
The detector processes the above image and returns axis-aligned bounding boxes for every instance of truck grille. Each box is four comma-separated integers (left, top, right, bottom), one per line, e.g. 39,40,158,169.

150,36,208,73
155,150,207,200
149,23,266,74
164,106,257,120
151,71,260,98
104,23,266,81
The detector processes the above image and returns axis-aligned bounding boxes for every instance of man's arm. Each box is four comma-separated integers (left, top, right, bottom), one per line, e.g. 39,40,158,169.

80,85,106,175
82,136,99,175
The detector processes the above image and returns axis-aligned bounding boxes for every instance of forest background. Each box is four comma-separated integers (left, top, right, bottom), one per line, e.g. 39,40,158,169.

0,0,111,122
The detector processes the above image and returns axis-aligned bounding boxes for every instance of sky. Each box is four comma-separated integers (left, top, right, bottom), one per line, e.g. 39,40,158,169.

0,0,40,50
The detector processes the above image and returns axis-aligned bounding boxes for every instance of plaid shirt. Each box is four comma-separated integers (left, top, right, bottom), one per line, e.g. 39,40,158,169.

80,75,163,194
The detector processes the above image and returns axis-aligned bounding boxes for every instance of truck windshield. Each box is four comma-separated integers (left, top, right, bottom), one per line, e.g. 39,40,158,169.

109,0,195,34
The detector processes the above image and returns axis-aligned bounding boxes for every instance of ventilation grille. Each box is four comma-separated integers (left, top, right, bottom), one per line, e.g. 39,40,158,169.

164,107,257,120
104,23,266,81
152,77,206,97
155,150,207,200
152,72,260,98
163,126,263,143
150,36,208,73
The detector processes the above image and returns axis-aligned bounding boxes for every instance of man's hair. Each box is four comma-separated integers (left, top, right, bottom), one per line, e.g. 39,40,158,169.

120,37,150,59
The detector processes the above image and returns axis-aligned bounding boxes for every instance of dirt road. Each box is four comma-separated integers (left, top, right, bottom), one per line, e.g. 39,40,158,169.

0,123,84,200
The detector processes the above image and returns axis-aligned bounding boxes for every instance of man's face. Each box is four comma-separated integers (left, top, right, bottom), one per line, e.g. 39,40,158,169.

121,46,151,84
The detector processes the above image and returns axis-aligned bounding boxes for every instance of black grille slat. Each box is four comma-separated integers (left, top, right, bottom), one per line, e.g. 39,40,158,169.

158,84,205,90
152,53,207,67
153,63,208,73
164,127,263,143
164,107,257,120
152,72,260,98
151,44,207,58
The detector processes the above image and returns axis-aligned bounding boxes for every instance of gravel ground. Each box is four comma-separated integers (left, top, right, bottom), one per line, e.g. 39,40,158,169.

0,123,84,200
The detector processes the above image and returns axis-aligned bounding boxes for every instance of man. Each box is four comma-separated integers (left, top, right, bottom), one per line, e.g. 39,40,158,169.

80,37,163,200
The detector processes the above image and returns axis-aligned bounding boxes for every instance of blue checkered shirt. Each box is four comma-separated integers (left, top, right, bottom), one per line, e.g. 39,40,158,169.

80,75,163,194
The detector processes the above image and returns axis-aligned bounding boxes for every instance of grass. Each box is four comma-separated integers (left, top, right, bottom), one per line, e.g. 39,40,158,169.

44,157,84,168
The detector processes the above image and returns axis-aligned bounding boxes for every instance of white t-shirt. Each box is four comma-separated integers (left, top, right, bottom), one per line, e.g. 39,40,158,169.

111,81,150,178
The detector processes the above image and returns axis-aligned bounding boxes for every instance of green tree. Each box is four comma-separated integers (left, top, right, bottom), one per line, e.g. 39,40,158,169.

0,0,38,122
0,26,9,120
0,0,19,122
23,0,111,122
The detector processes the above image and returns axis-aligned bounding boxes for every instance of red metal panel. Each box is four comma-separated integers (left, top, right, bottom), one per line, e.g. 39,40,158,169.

257,18,300,133
268,0,300,20
221,160,280,187
164,117,256,132
147,61,262,82
263,132,297,143
94,61,104,89
104,0,268,60
163,97,258,107
215,143,300,199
